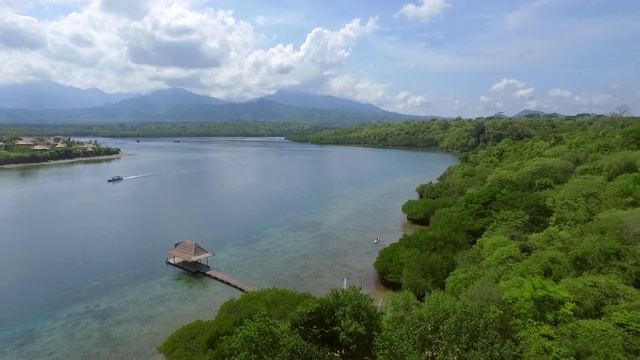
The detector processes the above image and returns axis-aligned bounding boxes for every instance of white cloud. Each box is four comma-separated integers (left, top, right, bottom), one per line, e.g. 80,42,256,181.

491,77,527,92
490,77,535,102
478,95,503,112
2,0,84,10
548,88,572,99
396,0,451,21
217,17,378,99
504,0,559,30
253,15,268,25
526,100,540,109
453,99,461,112
394,91,433,112
121,5,258,69
0,1,387,104
515,87,535,100
323,75,388,103
320,76,434,115
0,0,265,90
100,0,150,20
574,92,613,106
0,10,47,50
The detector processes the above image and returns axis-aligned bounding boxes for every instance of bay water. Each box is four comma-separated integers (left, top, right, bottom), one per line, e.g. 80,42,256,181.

0,137,457,359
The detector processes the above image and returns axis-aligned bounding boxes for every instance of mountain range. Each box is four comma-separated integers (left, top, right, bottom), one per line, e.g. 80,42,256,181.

0,80,130,110
0,81,440,125
0,81,574,124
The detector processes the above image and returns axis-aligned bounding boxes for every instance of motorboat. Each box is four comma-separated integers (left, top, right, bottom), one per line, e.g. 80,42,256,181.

172,139,180,143
107,176,124,183
136,139,140,143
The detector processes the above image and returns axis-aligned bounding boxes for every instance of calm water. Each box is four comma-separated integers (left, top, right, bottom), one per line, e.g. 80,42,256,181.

0,137,457,359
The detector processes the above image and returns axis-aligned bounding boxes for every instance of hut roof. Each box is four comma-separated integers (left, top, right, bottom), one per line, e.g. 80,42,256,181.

15,138,34,145
167,240,214,262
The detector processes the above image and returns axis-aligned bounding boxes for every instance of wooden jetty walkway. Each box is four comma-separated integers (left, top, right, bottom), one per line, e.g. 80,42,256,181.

167,257,259,292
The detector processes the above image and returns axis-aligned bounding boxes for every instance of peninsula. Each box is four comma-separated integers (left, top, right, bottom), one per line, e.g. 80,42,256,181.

0,135,122,167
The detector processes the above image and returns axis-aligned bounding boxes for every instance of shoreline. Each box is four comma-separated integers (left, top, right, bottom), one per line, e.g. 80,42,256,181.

0,152,134,169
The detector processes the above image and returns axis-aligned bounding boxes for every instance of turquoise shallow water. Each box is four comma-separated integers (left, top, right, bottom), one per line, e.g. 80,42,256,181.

0,137,458,359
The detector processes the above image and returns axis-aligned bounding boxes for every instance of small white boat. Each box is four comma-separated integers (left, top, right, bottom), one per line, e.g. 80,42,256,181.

107,175,124,183
374,237,379,244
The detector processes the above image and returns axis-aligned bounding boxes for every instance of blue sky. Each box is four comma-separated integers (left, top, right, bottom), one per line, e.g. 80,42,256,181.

1,0,639,117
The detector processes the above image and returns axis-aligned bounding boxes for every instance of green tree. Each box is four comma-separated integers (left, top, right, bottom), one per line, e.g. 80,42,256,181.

216,314,329,360
501,277,575,330
560,274,638,319
158,288,313,360
291,286,382,359
375,291,426,360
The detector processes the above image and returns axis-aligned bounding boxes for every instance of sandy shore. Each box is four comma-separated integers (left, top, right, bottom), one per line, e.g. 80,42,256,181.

0,152,134,169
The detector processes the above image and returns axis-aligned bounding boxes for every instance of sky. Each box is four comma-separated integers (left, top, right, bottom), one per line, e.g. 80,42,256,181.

1,0,639,117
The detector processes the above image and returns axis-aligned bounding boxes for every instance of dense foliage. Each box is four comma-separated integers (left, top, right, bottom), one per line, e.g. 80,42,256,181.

0,121,325,138
158,287,380,359
162,115,639,359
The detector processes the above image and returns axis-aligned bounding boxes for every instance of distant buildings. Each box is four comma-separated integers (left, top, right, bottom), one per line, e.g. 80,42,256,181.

10,136,93,152
14,136,65,146
80,144,95,152
15,137,36,146
6,135,98,153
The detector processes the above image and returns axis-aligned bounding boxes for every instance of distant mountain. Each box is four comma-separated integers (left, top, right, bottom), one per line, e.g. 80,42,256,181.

262,89,386,114
0,99,429,124
511,109,566,118
260,89,444,121
511,109,548,118
0,80,130,110
109,88,226,112
0,82,442,124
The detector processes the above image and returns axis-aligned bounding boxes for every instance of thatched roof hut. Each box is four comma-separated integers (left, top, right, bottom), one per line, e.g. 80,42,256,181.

81,144,95,152
15,137,35,145
167,240,214,263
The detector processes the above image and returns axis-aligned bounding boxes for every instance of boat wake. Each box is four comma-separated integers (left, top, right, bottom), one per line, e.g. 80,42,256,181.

122,174,156,180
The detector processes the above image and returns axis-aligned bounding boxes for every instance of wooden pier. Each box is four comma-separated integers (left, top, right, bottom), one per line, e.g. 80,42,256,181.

167,257,258,292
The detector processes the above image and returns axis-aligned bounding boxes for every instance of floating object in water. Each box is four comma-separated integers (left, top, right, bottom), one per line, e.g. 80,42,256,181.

374,237,379,244
107,175,123,183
